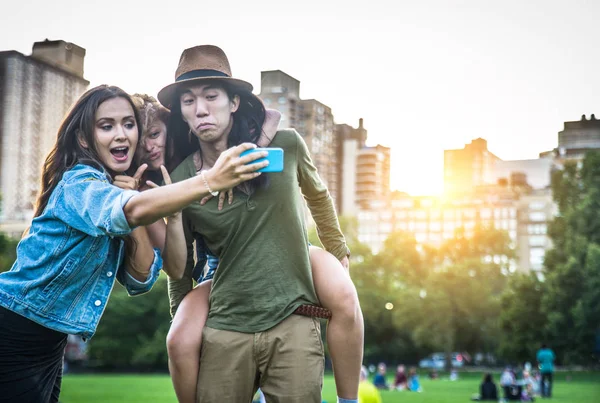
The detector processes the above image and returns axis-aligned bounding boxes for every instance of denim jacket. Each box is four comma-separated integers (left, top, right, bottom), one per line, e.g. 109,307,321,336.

0,164,162,339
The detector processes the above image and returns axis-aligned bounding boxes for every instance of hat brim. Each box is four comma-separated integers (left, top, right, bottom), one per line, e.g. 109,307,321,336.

157,76,254,109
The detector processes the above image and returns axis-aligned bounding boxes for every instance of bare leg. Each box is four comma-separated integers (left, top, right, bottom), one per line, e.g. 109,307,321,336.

309,246,364,400
166,280,211,403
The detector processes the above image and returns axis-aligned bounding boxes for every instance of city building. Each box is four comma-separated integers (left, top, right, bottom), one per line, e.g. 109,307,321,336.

556,114,600,161
444,138,501,196
492,158,556,190
358,176,554,273
259,70,338,206
356,145,391,209
335,119,366,214
0,39,88,233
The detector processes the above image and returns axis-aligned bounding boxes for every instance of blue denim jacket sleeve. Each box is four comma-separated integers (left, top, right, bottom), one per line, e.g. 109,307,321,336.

116,247,163,296
53,172,138,237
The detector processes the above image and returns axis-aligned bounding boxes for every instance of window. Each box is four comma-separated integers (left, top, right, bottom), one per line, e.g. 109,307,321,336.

530,248,545,269
429,222,441,232
529,212,547,222
529,236,546,247
395,211,407,219
528,224,547,234
529,201,546,210
481,208,492,219
278,97,287,105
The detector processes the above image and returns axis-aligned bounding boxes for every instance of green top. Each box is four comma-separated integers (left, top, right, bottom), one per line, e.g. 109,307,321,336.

536,348,555,373
168,129,348,333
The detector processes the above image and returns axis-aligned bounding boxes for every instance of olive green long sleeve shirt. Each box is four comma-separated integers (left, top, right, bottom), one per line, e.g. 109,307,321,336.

168,129,347,332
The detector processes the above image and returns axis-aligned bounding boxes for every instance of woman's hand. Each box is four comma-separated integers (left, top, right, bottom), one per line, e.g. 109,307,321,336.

200,188,234,210
146,165,180,219
202,143,269,192
114,164,148,191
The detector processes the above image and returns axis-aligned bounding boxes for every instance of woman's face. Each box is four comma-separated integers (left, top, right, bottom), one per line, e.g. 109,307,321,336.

136,119,167,170
87,97,138,174
179,83,239,144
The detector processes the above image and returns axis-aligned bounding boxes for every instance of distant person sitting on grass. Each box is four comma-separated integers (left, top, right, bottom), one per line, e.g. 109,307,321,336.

471,373,498,401
393,364,408,390
358,366,382,403
407,367,422,392
372,363,389,390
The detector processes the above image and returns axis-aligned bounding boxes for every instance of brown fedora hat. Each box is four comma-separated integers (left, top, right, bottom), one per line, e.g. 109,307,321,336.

157,45,253,108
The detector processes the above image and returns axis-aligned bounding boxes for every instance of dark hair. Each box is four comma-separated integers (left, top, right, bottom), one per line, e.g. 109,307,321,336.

167,80,268,191
32,85,142,270
34,85,142,218
483,373,493,383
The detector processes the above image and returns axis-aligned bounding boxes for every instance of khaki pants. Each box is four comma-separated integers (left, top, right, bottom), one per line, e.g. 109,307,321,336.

196,314,324,403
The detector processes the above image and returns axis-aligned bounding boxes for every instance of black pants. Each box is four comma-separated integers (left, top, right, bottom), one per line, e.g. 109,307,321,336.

0,306,67,403
541,372,553,397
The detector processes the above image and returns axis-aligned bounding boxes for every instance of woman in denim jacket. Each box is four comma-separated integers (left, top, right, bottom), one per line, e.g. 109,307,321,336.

0,85,269,403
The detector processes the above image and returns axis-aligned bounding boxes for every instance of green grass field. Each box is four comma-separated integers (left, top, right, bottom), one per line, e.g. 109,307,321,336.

60,371,599,403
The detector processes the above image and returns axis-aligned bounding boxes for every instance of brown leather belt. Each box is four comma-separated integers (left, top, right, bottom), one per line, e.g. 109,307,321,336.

293,304,332,320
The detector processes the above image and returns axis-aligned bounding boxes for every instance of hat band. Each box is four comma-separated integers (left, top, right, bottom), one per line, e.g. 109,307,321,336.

176,69,230,82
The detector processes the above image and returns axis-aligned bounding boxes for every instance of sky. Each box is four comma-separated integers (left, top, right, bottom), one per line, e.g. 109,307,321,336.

1,0,599,195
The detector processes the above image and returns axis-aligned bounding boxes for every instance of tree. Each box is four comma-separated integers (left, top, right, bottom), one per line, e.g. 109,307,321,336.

87,276,171,370
0,195,19,273
498,273,546,363
393,225,513,369
542,152,600,364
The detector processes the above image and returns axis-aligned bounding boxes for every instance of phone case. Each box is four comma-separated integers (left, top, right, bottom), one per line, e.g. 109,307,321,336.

240,147,284,172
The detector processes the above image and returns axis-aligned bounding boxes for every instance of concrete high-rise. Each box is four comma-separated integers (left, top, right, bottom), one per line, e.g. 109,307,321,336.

0,39,88,231
259,70,338,207
444,138,501,196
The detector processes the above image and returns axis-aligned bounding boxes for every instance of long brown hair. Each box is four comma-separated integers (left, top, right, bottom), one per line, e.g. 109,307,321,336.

130,93,175,181
33,85,142,218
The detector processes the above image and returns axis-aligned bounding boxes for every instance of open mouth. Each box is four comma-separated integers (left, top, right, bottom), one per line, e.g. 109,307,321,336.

110,146,129,162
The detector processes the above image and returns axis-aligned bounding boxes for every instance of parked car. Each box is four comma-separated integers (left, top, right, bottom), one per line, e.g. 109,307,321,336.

418,352,465,369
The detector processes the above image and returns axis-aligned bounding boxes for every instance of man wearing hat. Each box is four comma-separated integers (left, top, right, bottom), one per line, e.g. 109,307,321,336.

161,45,361,403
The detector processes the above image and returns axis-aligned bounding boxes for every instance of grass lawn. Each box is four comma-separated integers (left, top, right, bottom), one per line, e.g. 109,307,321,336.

60,371,600,403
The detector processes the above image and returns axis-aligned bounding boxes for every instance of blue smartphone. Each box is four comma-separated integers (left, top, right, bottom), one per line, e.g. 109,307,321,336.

240,147,284,173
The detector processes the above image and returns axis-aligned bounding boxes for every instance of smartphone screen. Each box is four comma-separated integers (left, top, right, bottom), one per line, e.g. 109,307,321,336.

240,147,284,172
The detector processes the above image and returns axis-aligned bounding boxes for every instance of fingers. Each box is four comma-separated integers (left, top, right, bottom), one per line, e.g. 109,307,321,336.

238,150,268,165
232,142,258,156
218,192,226,210
160,165,172,185
227,188,234,205
200,194,214,205
113,176,138,190
238,159,269,174
146,180,159,189
133,164,148,180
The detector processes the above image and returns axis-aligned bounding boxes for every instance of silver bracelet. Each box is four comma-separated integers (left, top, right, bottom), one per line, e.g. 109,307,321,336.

200,170,219,197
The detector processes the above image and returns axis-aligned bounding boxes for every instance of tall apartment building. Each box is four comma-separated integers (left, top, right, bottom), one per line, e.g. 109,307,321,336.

259,70,338,206
356,145,391,208
444,138,501,196
0,39,89,229
555,114,600,161
357,177,555,273
335,119,367,214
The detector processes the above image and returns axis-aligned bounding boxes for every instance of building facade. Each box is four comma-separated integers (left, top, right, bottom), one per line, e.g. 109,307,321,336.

444,138,501,196
556,114,600,160
358,183,554,274
0,40,88,229
259,70,338,207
